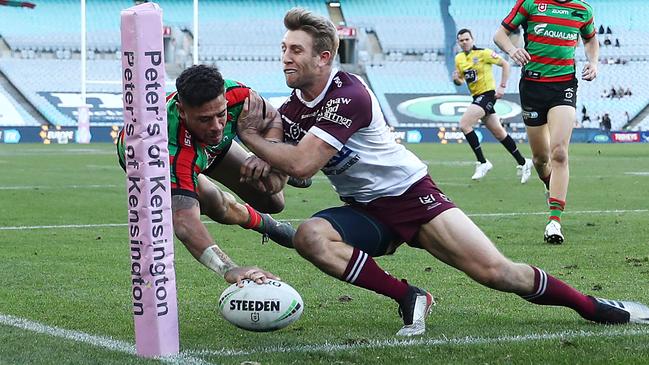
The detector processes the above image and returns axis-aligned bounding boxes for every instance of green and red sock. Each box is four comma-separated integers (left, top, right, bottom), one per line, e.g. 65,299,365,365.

548,197,565,223
242,203,264,230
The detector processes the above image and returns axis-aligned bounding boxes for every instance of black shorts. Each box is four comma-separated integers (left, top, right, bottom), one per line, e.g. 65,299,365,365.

472,90,496,115
519,77,578,127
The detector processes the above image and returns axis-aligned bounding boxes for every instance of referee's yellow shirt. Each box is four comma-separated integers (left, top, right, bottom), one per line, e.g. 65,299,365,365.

454,47,502,96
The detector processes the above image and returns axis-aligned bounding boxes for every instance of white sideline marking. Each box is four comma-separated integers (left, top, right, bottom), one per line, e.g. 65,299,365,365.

625,172,649,176
188,327,649,357
0,209,646,231
0,314,212,365
3,313,648,360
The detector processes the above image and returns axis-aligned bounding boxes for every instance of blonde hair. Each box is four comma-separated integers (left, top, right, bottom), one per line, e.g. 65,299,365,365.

284,7,339,64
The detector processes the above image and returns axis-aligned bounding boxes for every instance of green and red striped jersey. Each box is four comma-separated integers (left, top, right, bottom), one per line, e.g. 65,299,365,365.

502,0,595,82
117,79,251,198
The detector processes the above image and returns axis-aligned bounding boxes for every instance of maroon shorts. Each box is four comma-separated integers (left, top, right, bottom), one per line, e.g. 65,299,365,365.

348,175,456,245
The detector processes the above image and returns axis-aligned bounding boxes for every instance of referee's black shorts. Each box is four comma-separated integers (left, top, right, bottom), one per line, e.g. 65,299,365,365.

472,90,497,115
519,77,578,127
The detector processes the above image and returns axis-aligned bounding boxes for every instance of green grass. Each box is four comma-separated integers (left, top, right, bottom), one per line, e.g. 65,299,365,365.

0,143,648,364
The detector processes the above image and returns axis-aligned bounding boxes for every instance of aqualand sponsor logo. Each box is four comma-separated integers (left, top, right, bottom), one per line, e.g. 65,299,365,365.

533,23,578,40
396,95,522,123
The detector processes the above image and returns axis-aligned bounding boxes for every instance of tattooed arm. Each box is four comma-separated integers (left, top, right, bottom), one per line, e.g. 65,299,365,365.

172,194,278,285
172,194,231,267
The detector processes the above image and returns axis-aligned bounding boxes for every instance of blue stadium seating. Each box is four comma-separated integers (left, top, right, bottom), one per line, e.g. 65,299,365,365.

0,0,646,129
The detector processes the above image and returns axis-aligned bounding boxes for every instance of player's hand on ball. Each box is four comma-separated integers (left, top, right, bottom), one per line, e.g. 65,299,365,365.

224,266,279,287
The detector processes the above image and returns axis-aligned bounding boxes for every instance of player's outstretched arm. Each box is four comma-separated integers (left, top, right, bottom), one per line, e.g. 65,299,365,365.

172,194,277,285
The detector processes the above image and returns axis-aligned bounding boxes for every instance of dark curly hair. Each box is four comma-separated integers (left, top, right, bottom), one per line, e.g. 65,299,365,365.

175,64,225,107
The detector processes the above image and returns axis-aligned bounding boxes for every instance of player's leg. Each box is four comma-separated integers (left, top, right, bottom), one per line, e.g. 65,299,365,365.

546,105,574,202
520,79,552,193
541,105,575,244
204,140,285,214
293,207,433,336
483,113,532,183
196,174,294,248
416,208,649,324
460,104,491,180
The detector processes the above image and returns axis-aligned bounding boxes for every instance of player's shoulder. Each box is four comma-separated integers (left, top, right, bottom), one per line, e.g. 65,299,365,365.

325,71,371,105
224,79,250,105
278,92,297,114
574,0,594,14
482,47,500,58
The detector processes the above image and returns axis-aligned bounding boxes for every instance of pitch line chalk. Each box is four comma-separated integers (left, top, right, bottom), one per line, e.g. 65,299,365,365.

0,209,646,231
2,312,648,359
0,314,212,365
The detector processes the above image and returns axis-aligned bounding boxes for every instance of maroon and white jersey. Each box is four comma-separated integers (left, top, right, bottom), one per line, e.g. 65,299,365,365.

279,69,427,203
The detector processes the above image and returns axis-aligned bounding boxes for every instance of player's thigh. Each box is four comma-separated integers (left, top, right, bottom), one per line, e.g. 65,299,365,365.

205,141,282,208
196,174,226,215
547,105,575,148
416,208,511,280
310,206,399,257
482,113,507,140
525,124,551,158
460,104,486,129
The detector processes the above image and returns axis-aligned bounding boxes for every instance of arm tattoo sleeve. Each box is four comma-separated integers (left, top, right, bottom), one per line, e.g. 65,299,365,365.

199,245,237,276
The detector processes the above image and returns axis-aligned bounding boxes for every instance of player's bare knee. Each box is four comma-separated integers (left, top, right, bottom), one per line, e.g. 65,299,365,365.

472,262,510,290
294,220,327,261
551,145,569,166
459,120,474,133
492,128,507,140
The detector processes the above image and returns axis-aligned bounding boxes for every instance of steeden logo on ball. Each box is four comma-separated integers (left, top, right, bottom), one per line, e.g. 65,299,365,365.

219,279,304,332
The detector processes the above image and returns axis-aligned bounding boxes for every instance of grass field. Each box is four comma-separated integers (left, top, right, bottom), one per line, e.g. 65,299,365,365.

1,142,648,364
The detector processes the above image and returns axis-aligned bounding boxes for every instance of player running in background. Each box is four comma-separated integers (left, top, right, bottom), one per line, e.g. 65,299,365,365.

453,28,532,182
494,0,599,243
118,65,294,285
237,7,648,337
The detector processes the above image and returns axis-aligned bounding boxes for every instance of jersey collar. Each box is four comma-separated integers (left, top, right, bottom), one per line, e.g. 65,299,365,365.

295,67,339,108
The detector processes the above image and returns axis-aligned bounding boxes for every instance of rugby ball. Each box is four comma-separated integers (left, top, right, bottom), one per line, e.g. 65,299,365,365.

218,279,303,332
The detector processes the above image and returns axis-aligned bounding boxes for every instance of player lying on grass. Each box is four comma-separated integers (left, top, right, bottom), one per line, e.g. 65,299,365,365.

236,7,649,336
118,65,295,285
